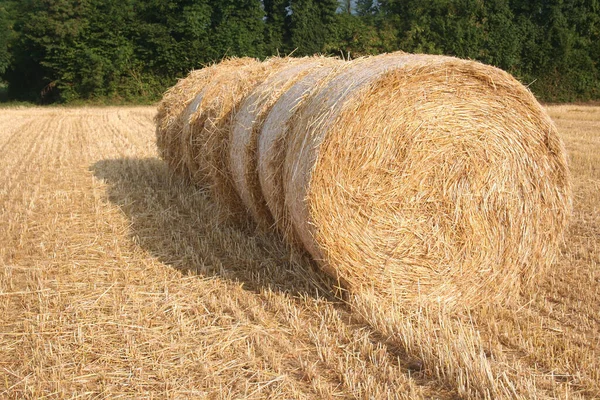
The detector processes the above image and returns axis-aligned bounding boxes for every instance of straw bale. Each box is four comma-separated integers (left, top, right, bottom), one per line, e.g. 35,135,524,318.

284,52,571,307
179,87,207,181
283,57,377,258
187,57,294,219
180,58,260,183
230,57,341,228
155,67,213,177
258,61,343,236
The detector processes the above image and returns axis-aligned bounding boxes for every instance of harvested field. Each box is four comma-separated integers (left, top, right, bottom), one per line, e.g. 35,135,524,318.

0,105,598,399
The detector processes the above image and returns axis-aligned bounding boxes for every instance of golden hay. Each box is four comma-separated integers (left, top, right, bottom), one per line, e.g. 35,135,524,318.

155,68,213,177
178,88,207,180
3,106,597,399
259,62,345,239
230,57,341,228
179,58,260,183
186,57,294,219
156,52,571,308
284,52,571,307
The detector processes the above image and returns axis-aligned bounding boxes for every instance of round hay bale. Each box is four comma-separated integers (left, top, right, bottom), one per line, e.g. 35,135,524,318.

188,57,294,220
178,87,207,181
284,52,571,308
230,56,341,228
155,67,213,177
258,60,344,236
181,57,260,184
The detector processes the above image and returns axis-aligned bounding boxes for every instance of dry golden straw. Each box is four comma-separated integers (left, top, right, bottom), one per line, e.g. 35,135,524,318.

155,67,213,177
284,52,571,307
185,57,291,218
156,52,571,309
3,105,595,399
230,57,341,228
257,60,344,235
180,57,260,184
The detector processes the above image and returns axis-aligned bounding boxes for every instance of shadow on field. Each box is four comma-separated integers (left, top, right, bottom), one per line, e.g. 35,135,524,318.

90,157,337,300
90,157,454,395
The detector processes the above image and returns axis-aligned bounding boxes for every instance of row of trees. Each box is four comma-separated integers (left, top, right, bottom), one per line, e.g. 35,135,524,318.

0,0,599,103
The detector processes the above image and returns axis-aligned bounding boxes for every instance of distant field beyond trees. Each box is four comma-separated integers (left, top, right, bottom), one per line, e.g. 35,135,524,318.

0,0,598,103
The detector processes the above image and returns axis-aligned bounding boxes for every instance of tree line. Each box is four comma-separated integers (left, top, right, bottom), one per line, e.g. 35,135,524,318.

0,0,598,103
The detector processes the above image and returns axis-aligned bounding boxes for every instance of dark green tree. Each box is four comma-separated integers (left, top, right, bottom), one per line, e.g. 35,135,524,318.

4,0,90,101
289,0,338,55
209,0,265,59
132,0,213,86
545,0,600,100
5,0,215,102
481,0,520,71
380,0,488,57
68,0,137,100
340,0,352,14
510,0,600,100
327,12,388,56
3,0,600,103
0,3,13,75
263,0,291,54
356,0,378,16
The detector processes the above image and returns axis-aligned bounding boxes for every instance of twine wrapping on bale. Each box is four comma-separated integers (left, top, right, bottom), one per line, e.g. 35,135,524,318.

284,52,571,307
230,57,342,228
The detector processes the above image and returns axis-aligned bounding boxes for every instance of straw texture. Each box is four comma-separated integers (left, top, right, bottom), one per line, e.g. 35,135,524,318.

284,52,571,307
155,67,213,177
257,61,343,234
230,57,342,228
186,57,293,218
181,58,260,185
156,52,571,308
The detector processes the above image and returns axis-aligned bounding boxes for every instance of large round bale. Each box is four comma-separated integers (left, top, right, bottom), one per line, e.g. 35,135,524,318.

155,67,213,177
258,60,346,238
229,56,341,228
186,57,294,219
180,57,260,184
284,52,572,308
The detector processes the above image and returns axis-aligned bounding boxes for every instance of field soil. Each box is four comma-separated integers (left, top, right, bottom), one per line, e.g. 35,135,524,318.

0,106,598,399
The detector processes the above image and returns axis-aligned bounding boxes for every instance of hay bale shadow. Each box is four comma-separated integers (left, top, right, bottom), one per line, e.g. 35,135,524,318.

90,157,469,396
90,157,337,300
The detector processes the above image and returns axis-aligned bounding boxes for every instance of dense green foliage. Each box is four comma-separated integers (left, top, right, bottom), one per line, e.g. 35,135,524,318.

0,5,11,76
0,0,598,103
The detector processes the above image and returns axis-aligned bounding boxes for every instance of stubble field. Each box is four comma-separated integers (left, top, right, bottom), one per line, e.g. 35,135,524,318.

0,105,598,399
